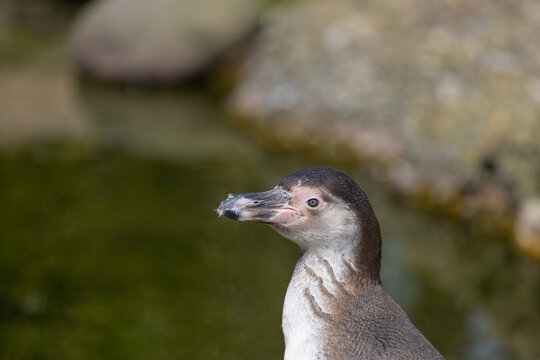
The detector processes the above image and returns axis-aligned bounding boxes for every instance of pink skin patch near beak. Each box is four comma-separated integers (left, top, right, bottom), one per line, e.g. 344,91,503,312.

269,206,302,224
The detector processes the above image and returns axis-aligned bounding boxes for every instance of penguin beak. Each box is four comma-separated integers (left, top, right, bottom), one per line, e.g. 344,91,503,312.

216,186,301,225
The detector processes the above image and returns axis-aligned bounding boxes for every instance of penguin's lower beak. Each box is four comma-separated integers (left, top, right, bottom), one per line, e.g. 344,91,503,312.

216,186,301,225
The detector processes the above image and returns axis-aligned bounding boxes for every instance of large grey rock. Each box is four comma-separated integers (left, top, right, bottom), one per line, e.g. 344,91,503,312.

70,0,262,83
230,0,540,238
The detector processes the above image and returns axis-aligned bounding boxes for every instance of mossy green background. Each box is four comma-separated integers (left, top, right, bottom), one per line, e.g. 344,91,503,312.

2,145,540,359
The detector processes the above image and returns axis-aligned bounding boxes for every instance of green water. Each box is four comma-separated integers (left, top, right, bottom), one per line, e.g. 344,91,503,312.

1,17,540,360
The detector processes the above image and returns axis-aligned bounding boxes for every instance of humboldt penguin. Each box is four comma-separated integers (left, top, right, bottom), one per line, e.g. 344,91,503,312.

217,167,444,360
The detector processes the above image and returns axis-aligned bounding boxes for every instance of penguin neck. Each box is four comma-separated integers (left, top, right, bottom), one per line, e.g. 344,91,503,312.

292,232,359,286
298,240,357,282
295,225,382,287
354,209,383,286
291,244,358,287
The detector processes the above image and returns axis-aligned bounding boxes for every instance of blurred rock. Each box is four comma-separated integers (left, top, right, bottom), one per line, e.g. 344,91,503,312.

69,0,262,83
516,199,540,259
230,0,540,242
0,65,90,147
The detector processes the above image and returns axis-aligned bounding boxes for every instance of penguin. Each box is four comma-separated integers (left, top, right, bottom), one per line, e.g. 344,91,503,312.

217,167,444,360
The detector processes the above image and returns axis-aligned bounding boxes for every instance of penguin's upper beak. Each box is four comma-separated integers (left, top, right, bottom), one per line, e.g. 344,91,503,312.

216,186,301,225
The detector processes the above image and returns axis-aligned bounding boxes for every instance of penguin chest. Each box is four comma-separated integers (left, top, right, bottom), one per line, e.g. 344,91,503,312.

282,275,326,360
282,251,353,360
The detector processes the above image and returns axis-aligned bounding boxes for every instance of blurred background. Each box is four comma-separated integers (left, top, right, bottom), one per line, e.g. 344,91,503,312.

1,0,540,359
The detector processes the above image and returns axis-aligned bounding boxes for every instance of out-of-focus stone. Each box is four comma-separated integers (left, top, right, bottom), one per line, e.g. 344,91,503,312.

388,161,426,198
229,0,540,235
70,0,262,83
0,66,89,147
516,199,540,259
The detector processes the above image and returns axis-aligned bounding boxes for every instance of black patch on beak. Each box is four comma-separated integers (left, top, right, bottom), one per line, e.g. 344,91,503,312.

223,209,239,220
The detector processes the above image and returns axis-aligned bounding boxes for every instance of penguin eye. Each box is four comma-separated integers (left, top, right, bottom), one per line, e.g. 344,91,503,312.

307,198,319,208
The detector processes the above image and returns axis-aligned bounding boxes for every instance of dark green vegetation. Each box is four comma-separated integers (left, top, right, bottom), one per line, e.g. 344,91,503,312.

1,137,540,359
0,151,292,359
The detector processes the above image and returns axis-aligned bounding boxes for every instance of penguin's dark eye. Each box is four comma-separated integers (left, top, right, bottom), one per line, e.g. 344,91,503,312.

307,198,319,208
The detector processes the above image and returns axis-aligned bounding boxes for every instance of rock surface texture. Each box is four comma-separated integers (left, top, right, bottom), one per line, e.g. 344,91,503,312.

70,0,262,83
230,0,540,255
